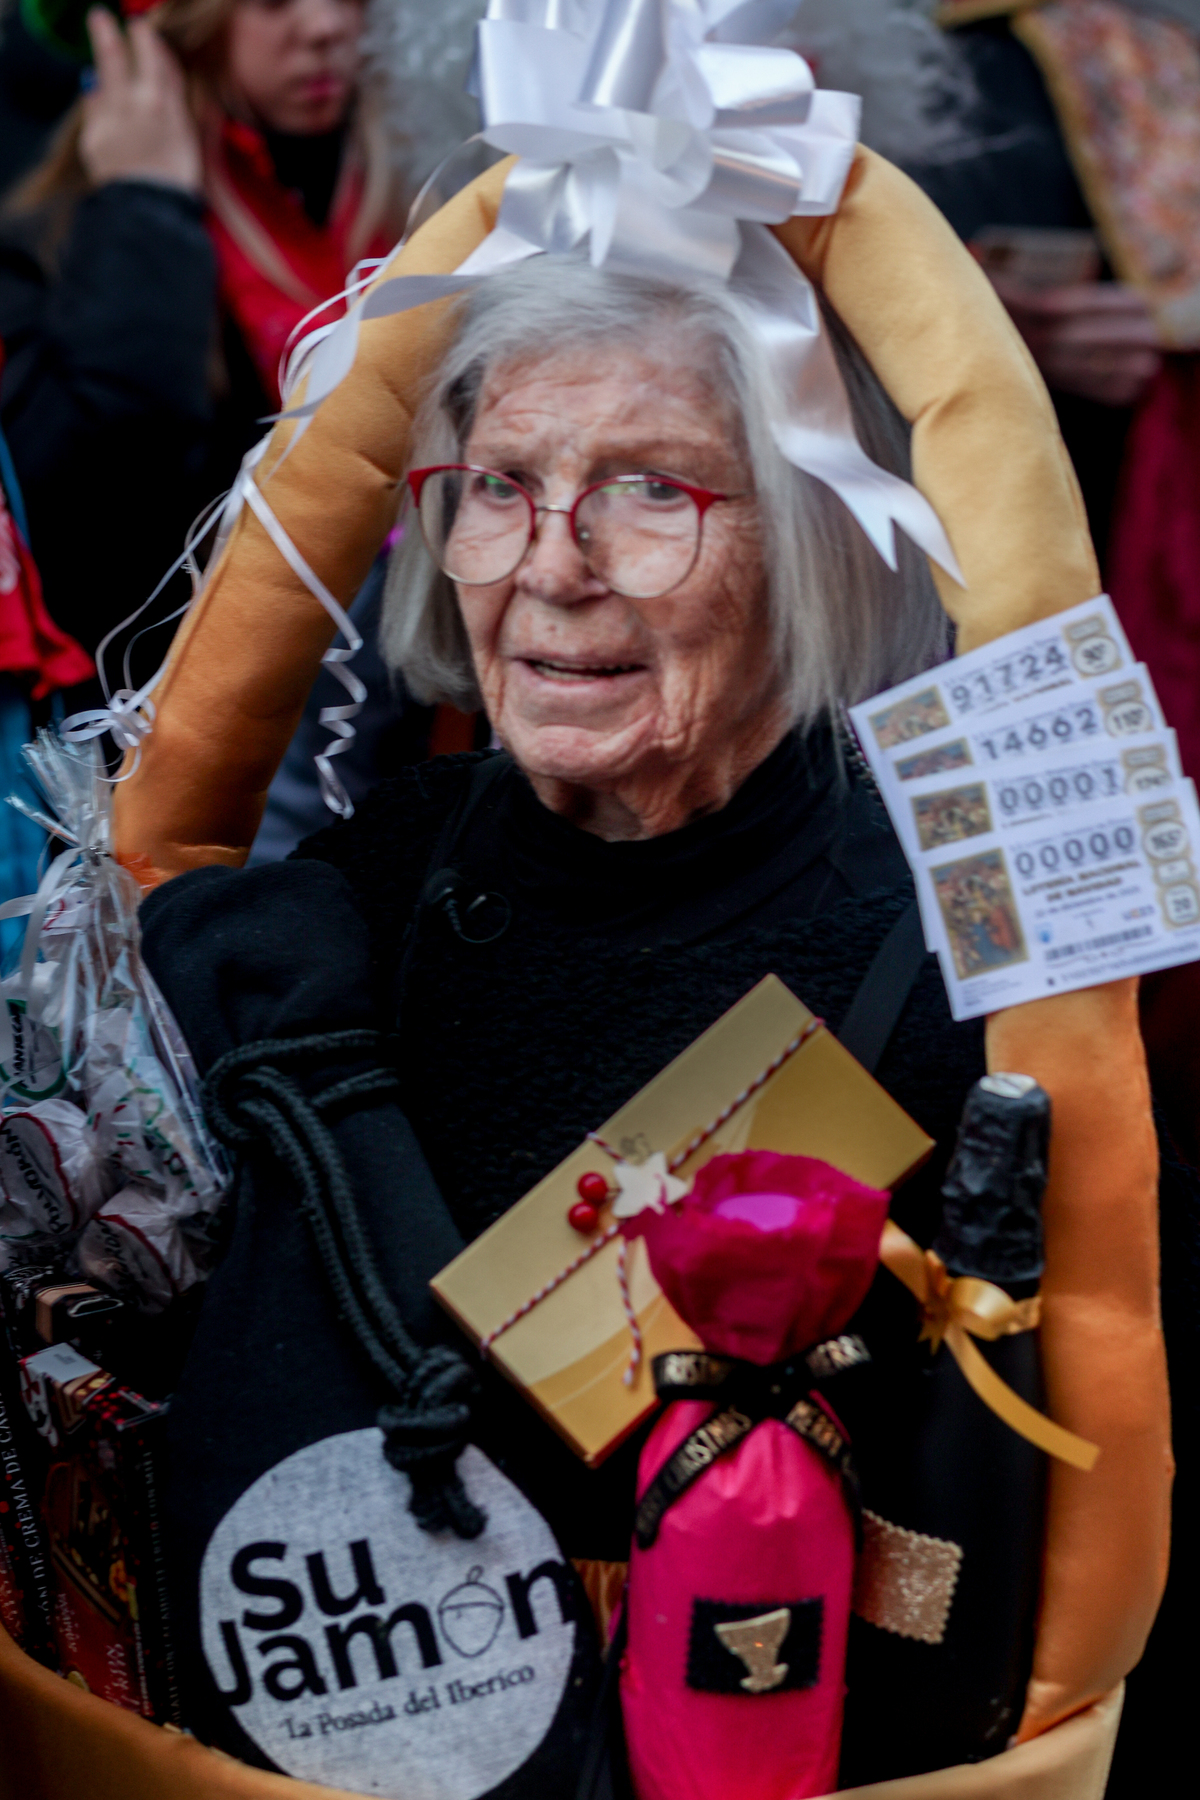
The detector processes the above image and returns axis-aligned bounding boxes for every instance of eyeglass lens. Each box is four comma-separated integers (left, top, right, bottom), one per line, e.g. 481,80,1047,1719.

417,469,703,600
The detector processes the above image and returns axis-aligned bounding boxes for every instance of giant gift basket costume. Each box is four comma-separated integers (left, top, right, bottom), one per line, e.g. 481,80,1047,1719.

0,2,1169,1797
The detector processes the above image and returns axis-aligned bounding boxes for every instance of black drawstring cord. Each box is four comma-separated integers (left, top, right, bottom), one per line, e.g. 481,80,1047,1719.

203,1030,486,1540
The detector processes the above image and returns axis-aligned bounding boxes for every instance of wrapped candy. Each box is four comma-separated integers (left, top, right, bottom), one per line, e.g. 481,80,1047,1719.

620,1151,889,1800
76,1190,204,1315
0,1098,114,1254
0,972,66,1106
86,1057,210,1214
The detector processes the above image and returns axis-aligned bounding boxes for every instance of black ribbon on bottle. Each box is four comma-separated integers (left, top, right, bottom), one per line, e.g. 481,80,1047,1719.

633,1335,870,1551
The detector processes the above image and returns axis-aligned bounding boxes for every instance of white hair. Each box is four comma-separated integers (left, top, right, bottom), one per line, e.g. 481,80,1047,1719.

380,255,950,728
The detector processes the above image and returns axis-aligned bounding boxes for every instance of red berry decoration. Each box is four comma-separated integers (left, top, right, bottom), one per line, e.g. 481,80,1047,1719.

568,1200,600,1234
576,1171,610,1205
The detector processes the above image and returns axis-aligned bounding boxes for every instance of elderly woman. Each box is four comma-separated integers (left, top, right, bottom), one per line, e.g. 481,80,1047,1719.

112,225,1141,1786
0,133,1163,1800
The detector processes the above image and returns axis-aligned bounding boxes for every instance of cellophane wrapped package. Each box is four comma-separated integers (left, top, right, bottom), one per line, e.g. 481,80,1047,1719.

620,1151,889,1800
0,732,226,1306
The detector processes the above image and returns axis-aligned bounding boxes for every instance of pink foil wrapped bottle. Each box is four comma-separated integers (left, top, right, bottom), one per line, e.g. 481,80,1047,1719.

620,1151,889,1800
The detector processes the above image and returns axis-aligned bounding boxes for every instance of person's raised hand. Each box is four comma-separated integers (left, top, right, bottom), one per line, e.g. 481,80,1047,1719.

990,277,1162,409
79,7,202,193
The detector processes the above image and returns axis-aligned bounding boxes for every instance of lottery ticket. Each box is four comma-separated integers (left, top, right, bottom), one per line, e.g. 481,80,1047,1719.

899,728,1190,983
912,782,1200,1018
849,603,1200,1018
884,667,1164,786
870,673,1172,855
851,595,1135,762
903,734,1182,859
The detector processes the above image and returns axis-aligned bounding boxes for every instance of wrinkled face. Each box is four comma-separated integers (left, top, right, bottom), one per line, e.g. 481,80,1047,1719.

227,0,365,136
454,340,779,814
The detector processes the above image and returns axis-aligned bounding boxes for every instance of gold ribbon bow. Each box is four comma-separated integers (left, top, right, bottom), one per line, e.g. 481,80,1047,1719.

879,1220,1099,1472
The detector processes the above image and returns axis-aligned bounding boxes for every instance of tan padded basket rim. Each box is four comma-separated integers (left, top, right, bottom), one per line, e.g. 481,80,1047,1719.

0,1620,1121,1800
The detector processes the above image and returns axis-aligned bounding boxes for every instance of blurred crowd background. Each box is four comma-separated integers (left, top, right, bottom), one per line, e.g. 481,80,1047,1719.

0,2,1193,1788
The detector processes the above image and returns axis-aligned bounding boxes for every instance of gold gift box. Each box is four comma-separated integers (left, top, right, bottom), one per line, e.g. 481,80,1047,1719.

432,975,933,1466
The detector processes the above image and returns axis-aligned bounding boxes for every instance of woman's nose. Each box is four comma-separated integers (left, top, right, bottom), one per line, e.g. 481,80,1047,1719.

516,509,602,604
295,0,357,42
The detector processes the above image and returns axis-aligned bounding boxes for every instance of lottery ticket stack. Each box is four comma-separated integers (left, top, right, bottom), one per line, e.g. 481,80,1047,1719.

850,596,1200,1019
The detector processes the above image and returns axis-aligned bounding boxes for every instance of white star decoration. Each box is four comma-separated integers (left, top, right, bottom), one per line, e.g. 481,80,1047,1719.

610,1152,688,1221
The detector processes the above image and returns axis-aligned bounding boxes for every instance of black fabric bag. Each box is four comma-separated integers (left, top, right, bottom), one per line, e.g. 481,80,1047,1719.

139,859,603,1800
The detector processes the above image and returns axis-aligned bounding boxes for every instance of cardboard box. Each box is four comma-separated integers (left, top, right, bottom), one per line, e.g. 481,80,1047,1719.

0,1270,57,1662
0,1371,55,1661
433,976,932,1465
15,1341,180,1721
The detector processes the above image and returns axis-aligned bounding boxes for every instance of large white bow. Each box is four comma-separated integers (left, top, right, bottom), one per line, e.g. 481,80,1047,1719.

468,0,852,281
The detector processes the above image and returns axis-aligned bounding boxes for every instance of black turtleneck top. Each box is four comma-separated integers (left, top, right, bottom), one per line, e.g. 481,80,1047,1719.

440,727,896,944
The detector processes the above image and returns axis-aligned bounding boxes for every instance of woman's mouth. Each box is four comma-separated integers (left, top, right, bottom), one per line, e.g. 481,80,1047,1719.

296,74,346,102
525,658,645,683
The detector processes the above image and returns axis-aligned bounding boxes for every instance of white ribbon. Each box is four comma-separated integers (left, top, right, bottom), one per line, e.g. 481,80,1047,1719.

57,487,235,779
237,470,367,819
54,455,365,818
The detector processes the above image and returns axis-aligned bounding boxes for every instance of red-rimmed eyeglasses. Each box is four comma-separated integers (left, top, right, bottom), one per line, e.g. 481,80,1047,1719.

406,464,742,601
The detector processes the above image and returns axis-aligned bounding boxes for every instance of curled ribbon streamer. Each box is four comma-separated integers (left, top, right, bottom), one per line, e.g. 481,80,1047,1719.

55,485,235,779
880,1219,1099,1473
236,472,366,819
274,256,387,413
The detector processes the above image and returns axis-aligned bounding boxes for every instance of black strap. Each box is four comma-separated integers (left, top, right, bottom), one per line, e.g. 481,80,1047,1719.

394,753,514,1008
424,750,513,876
834,897,927,1075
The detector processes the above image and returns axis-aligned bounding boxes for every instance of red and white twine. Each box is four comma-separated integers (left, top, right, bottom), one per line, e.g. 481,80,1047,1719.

616,1238,642,1385
479,1015,825,1373
479,1221,621,1357
659,1014,824,1174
